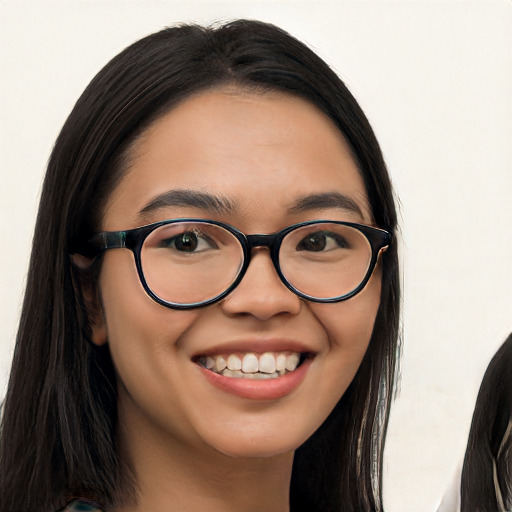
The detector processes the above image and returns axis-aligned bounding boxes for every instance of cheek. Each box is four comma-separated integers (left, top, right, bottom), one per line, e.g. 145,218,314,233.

312,271,381,347
307,272,382,400
97,252,200,390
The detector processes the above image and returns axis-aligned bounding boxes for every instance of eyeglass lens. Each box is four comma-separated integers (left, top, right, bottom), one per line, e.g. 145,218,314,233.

140,221,372,306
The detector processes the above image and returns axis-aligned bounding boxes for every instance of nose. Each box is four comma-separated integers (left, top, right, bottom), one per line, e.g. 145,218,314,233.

220,248,302,321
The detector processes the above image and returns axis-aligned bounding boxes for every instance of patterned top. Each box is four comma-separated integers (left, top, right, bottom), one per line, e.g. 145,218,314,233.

62,498,105,511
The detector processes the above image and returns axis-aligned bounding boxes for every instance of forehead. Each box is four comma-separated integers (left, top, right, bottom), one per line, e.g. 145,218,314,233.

102,88,372,229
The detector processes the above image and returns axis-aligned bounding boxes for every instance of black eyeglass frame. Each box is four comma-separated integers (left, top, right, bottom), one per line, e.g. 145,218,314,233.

81,219,392,309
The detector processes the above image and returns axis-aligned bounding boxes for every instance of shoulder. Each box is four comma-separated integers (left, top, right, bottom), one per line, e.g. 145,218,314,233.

61,498,105,512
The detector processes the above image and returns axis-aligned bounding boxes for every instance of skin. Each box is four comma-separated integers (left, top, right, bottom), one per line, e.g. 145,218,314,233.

91,87,382,512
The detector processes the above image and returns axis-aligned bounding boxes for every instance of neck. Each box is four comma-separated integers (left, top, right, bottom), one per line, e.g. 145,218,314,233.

112,400,293,512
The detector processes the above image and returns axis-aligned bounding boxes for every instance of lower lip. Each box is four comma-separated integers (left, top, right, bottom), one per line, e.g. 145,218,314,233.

198,358,313,400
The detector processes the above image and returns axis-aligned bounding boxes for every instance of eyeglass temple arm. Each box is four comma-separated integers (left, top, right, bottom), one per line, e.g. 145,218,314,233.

77,231,128,258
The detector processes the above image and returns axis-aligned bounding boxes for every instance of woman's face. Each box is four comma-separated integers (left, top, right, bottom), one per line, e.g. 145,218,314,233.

93,88,382,460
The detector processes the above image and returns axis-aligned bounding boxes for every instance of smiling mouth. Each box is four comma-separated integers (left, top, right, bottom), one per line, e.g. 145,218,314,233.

195,352,311,379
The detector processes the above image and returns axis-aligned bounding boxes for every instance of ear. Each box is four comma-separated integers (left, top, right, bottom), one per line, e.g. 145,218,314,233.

88,299,108,347
71,254,108,346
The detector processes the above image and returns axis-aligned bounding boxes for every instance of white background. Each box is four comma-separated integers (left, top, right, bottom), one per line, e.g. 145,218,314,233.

1,1,511,510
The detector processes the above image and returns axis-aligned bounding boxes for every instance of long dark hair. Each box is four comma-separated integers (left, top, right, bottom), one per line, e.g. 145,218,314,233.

461,333,512,512
0,20,400,512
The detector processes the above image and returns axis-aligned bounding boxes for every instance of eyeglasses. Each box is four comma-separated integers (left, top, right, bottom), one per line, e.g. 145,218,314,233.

82,219,391,309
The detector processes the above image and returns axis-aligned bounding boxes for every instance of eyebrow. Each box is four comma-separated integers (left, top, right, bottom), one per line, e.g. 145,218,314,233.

138,189,236,219
138,189,364,221
287,192,364,218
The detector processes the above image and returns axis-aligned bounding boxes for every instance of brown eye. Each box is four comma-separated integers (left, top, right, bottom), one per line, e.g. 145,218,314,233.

174,232,198,252
159,231,218,253
297,233,326,251
296,231,348,252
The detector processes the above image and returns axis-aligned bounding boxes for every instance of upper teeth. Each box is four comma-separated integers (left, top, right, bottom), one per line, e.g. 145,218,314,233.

198,352,301,378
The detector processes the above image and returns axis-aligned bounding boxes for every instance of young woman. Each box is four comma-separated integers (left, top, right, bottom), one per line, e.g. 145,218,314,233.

0,20,400,512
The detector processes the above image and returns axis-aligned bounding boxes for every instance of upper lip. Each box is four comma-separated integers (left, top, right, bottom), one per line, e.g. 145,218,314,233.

191,338,318,358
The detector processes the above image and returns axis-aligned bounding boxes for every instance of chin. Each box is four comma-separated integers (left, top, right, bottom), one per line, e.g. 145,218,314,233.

215,441,299,460
200,421,317,460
